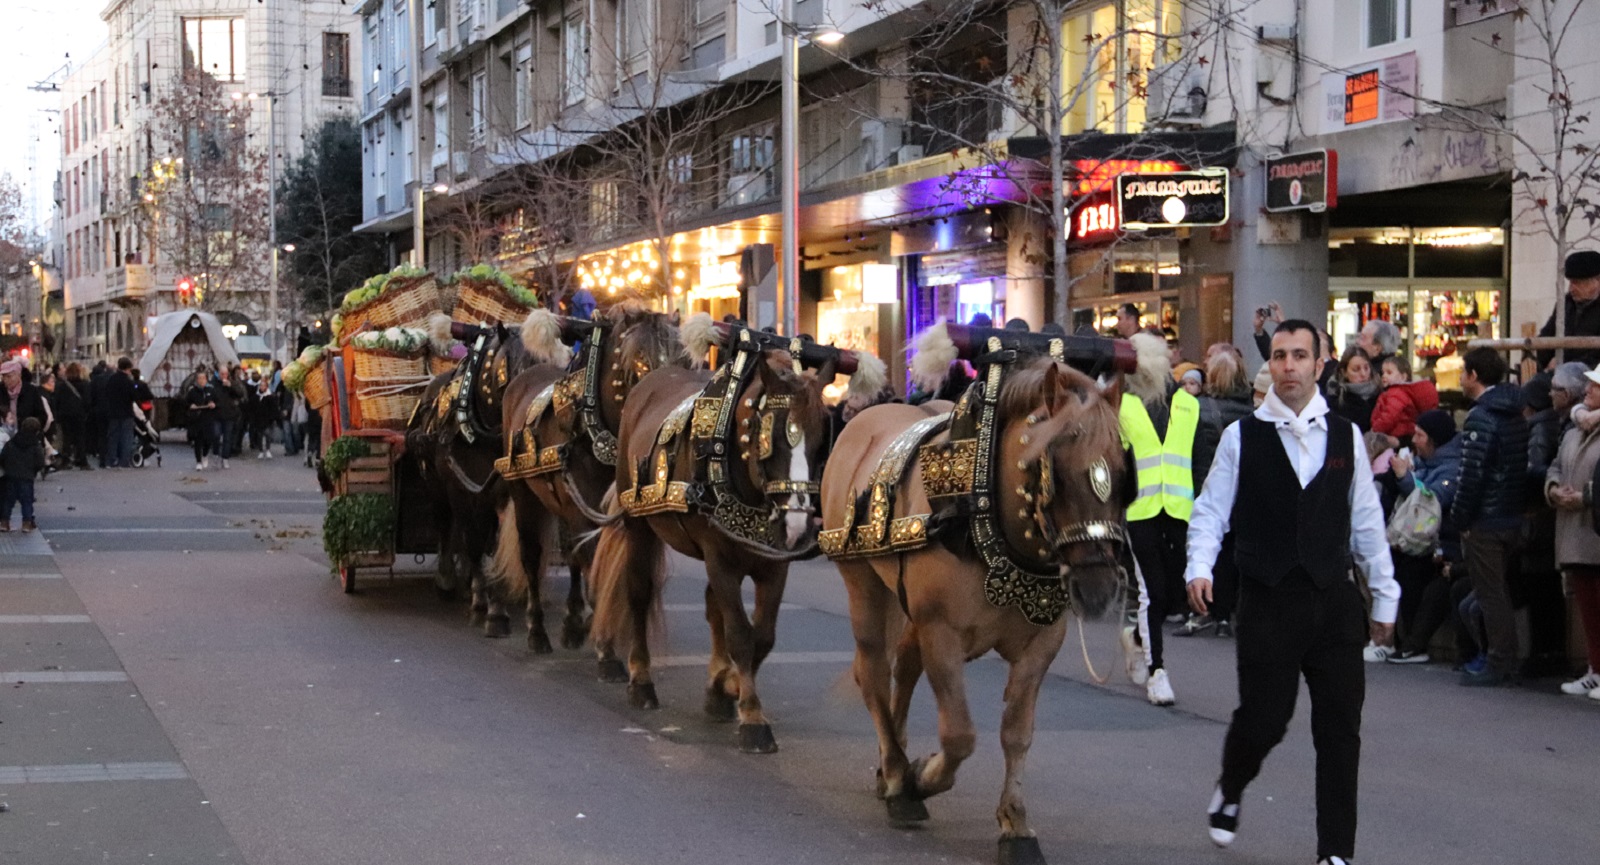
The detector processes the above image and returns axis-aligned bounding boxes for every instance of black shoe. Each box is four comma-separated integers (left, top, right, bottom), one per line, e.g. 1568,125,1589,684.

1207,786,1239,847
1387,648,1431,665
1215,619,1234,638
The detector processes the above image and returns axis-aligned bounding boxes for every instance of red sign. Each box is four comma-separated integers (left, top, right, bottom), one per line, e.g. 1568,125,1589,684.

1344,70,1380,126
1070,159,1185,195
1070,192,1120,243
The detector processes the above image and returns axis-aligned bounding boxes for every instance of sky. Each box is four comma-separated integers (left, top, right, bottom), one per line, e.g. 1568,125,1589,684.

1,1,113,239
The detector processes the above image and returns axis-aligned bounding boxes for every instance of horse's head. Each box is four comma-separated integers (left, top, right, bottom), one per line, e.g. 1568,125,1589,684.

997,358,1129,618
598,303,687,419
732,350,828,550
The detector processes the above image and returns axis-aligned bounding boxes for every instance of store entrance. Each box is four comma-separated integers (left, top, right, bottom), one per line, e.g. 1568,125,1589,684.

1329,278,1504,395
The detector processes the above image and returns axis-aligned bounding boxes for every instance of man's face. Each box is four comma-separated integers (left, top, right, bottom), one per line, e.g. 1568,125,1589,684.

1570,276,1600,303
1269,328,1322,405
1,370,18,390
1116,309,1139,336
1357,325,1378,356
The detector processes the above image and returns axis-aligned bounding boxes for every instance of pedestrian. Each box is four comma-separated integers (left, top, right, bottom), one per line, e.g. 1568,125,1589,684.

87,360,110,465
1179,348,1255,638
1545,366,1600,700
1178,367,1204,395
1119,331,1197,706
1185,319,1398,865
54,363,90,469
1355,320,1400,371
100,357,139,468
1248,301,1283,361
1453,346,1529,687
1379,410,1465,664
1115,302,1142,338
0,416,48,533
252,377,279,459
1331,347,1378,432
1,359,50,431
1370,354,1438,439
185,370,219,470
1519,375,1569,678
1536,249,1600,368
213,365,245,469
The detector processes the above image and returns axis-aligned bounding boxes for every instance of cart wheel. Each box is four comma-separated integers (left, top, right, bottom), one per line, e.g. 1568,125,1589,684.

340,566,357,594
131,451,144,469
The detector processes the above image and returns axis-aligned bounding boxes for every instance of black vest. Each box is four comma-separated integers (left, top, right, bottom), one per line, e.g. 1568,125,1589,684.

1231,415,1355,589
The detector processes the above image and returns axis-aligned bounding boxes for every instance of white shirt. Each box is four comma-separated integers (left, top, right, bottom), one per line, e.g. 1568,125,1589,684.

1184,387,1400,624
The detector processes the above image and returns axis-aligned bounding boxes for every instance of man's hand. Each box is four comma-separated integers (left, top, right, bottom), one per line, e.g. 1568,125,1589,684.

1252,307,1267,333
1186,578,1213,615
1269,301,1284,323
1369,620,1395,648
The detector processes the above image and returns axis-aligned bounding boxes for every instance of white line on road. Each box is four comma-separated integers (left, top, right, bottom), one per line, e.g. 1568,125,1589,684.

2,671,130,683
660,603,804,612
655,651,854,668
0,572,62,579
43,528,248,534
0,762,189,784
0,615,92,624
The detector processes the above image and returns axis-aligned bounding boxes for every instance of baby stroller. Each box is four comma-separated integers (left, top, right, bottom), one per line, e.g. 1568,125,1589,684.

131,402,162,468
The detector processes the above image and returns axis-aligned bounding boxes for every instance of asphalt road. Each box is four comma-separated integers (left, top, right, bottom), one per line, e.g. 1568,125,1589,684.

2,446,1596,865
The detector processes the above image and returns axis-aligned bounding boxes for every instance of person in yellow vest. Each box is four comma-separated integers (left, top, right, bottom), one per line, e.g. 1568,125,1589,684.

1121,331,1199,706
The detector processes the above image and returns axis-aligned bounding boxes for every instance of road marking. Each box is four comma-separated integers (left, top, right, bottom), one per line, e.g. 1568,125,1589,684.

0,572,62,580
0,762,189,784
655,651,854,668
43,528,248,534
2,671,130,683
0,615,92,624
660,603,804,612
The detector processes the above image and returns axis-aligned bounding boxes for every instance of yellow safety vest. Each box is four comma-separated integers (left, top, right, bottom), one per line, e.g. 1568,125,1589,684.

1120,389,1198,522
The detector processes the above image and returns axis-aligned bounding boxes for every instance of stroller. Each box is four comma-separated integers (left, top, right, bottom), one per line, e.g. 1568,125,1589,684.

131,402,162,468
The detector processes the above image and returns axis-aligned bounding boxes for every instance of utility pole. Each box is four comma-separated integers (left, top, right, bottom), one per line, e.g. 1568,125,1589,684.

409,0,427,268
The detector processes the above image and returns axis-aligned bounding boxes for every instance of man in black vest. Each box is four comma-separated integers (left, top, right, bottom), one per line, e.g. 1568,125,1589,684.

1184,319,1398,865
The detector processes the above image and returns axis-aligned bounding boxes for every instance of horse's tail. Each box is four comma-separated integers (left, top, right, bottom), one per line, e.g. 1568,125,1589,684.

589,506,665,657
491,496,531,602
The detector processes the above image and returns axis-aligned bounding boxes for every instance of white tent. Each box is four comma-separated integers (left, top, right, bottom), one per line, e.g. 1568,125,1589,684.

138,311,241,397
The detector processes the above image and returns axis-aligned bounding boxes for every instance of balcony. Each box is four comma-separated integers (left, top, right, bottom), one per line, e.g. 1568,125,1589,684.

104,264,154,307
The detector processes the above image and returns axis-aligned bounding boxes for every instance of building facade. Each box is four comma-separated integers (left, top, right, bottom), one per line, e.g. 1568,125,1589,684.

55,0,361,364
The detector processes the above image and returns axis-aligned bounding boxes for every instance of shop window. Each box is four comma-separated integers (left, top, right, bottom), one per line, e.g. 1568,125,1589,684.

1366,0,1411,48
1063,1,1184,135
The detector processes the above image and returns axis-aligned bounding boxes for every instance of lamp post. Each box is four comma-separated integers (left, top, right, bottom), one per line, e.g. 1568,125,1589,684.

409,0,427,269
778,12,843,337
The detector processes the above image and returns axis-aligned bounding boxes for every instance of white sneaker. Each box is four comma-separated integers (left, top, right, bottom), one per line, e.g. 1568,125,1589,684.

256,452,265,460
195,461,205,471
1318,858,1351,865
1560,668,1600,695
1207,786,1239,847
1589,684,1600,701
222,458,230,469
264,450,274,459
1146,668,1175,706
1362,642,1392,663
1121,626,1148,685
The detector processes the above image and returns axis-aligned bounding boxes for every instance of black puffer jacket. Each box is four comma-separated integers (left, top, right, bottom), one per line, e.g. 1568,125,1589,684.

1455,384,1529,530
1194,386,1255,488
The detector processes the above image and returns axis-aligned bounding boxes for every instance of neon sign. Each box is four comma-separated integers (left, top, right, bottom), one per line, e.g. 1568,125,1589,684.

1069,192,1120,243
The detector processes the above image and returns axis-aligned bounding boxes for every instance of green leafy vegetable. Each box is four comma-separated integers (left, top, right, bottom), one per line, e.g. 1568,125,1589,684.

321,435,371,478
323,494,395,570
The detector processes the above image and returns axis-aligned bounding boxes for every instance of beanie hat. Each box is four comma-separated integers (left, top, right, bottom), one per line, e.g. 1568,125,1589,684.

1253,363,1273,395
1415,409,1456,446
1522,377,1553,413
1565,250,1600,280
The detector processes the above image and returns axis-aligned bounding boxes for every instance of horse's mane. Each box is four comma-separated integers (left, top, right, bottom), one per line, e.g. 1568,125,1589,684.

614,306,686,368
997,357,1120,451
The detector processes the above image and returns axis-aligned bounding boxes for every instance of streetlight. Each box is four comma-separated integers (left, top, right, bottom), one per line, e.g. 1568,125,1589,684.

778,8,844,336
234,90,283,362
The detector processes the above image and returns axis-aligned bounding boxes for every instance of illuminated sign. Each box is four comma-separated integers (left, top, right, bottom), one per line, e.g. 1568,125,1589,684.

1265,149,1338,212
220,324,250,340
1344,70,1379,125
1069,192,1120,243
1116,169,1230,230
1322,52,1416,129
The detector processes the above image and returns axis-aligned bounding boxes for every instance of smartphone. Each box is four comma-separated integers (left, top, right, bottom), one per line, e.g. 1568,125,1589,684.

1256,307,1271,319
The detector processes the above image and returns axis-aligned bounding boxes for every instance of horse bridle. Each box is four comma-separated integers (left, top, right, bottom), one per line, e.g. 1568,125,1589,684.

1022,451,1128,569
739,391,820,514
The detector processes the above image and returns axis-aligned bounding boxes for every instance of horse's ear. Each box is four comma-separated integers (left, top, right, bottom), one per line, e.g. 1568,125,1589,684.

1098,372,1124,408
1043,363,1071,414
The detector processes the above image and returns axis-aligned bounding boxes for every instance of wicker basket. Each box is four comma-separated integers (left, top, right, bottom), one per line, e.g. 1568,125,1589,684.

342,275,443,339
302,358,332,410
350,346,431,430
428,354,459,377
452,278,535,327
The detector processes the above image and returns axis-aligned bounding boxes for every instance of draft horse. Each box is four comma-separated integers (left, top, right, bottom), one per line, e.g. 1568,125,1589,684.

491,302,689,652
589,315,887,753
818,322,1134,865
407,312,563,632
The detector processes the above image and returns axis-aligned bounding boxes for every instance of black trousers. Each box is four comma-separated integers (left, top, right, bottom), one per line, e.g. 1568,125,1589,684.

1221,575,1367,861
1128,511,1188,672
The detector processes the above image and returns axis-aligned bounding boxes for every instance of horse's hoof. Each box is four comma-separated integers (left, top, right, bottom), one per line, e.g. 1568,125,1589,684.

997,836,1046,865
560,618,589,650
597,658,629,683
467,609,486,628
627,682,660,710
483,617,511,639
528,632,554,654
886,794,929,825
737,723,778,754
874,767,887,799
703,687,737,722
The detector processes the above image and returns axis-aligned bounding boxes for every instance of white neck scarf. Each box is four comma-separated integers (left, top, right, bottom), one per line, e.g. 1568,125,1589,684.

1257,386,1329,463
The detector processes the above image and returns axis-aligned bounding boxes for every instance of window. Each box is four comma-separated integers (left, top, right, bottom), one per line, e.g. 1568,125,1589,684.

470,71,487,147
1064,1,1183,134
323,33,352,97
563,15,588,107
694,0,726,43
182,17,247,83
589,179,620,235
366,15,381,89
665,151,695,218
391,1,409,89
1367,0,1411,47
514,43,534,128
618,0,650,79
723,123,775,206
431,98,450,167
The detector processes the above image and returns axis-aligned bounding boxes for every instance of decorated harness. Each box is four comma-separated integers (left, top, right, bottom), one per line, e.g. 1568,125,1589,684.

819,329,1129,625
496,318,627,481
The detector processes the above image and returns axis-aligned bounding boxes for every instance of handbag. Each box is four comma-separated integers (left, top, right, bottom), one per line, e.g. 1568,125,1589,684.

1387,477,1442,556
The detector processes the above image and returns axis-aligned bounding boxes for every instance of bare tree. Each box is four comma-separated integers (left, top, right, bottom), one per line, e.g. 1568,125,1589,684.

278,117,387,319
135,67,271,311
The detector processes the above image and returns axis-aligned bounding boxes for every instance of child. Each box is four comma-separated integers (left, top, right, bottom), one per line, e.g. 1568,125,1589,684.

1,416,48,533
1371,354,1439,439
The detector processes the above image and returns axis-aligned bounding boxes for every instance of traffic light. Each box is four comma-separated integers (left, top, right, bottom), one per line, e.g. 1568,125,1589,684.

177,277,194,305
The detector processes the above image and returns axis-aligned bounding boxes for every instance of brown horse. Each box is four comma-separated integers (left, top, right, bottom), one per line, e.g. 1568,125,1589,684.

818,324,1132,865
491,303,688,652
588,317,885,753
406,314,557,631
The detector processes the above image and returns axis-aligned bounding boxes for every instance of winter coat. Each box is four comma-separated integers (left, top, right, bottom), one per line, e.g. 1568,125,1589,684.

1330,385,1377,432
214,378,246,423
1193,385,1255,488
1455,384,1529,530
1370,379,1440,439
1537,294,1600,368
0,427,47,479
1546,424,1600,566
1,382,50,429
102,372,137,421
1400,436,1465,561
53,376,88,424
1526,407,1563,479
252,390,280,428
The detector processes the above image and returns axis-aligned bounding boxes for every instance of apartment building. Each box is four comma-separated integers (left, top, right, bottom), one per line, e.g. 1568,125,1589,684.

56,0,360,363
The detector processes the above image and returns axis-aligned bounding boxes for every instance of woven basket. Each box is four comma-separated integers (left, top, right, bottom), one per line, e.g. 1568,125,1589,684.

452,278,535,327
302,358,332,410
342,275,443,339
351,346,431,430
428,354,459,377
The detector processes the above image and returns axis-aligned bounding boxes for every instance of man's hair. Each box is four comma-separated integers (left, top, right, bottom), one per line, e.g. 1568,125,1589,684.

20,416,41,434
1381,353,1412,378
116,356,133,371
1272,318,1320,347
1363,320,1401,355
1462,347,1508,386
1117,302,1140,319
1552,361,1589,401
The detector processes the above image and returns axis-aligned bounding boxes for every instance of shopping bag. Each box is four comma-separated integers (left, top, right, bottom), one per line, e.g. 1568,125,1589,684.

1387,478,1442,556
